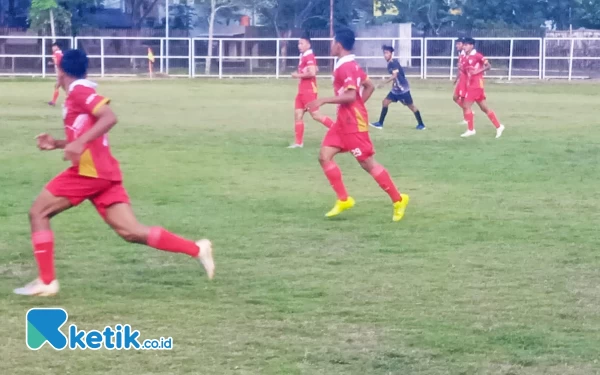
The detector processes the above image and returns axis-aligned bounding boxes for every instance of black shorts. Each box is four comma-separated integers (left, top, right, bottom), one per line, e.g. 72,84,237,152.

386,91,413,106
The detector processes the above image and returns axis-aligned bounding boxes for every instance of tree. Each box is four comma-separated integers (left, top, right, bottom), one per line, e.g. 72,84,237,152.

29,0,72,38
196,0,245,74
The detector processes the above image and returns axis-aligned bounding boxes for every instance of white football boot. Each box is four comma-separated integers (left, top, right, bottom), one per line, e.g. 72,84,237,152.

195,239,215,280
461,130,477,138
495,125,505,139
14,278,59,296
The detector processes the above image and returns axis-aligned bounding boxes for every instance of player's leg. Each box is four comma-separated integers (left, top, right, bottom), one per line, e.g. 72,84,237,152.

14,189,73,296
477,99,505,138
290,106,306,148
403,93,425,130
461,99,477,137
49,81,60,106
102,202,214,279
370,97,393,129
309,109,334,129
356,153,409,222
319,131,354,216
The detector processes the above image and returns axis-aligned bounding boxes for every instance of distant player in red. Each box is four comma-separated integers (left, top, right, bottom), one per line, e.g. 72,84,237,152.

460,37,505,138
289,34,335,148
306,28,409,222
14,49,215,297
453,37,468,123
48,43,63,106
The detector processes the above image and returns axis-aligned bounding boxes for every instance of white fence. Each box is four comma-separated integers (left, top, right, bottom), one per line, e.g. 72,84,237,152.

0,36,599,80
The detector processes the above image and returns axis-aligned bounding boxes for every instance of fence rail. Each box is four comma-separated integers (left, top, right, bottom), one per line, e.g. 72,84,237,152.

0,36,599,80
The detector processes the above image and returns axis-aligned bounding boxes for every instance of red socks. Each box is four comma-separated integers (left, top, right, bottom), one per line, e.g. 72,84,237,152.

294,121,304,145
464,111,474,131
32,230,55,285
487,111,501,128
370,165,402,203
321,117,334,129
147,227,199,257
322,161,349,201
51,89,59,104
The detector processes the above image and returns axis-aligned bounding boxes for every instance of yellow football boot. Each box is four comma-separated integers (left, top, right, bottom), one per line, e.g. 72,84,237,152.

325,197,356,217
392,194,410,222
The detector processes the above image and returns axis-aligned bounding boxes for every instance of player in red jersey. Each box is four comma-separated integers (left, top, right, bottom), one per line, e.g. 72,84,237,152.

460,37,505,138
48,43,63,106
453,37,468,123
14,49,215,297
289,34,335,148
306,28,409,222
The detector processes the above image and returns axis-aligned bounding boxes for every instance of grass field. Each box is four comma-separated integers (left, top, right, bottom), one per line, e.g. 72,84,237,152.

0,78,599,375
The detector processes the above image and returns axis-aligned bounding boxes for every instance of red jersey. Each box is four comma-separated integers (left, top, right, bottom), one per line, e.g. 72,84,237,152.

63,80,122,181
462,50,488,89
298,49,317,94
332,55,369,134
53,50,63,70
457,50,467,86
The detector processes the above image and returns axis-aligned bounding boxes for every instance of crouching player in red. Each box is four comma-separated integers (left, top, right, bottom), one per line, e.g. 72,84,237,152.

14,49,214,297
307,28,409,222
289,34,335,148
460,37,505,138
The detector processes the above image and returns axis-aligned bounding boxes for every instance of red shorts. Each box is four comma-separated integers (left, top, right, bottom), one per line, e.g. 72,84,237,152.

46,168,130,219
465,88,486,103
454,83,467,99
322,129,375,162
295,91,318,112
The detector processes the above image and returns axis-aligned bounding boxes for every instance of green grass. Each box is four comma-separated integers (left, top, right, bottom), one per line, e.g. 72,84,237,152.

1,78,599,375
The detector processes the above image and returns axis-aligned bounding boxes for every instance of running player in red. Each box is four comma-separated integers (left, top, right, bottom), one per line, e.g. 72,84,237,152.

48,43,63,106
460,37,505,138
306,28,409,222
14,49,214,297
453,37,468,124
289,34,335,148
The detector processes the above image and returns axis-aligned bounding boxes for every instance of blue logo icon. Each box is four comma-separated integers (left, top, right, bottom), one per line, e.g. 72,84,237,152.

26,308,69,350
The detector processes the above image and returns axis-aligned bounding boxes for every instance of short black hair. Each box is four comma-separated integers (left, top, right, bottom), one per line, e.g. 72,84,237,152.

463,37,475,45
382,45,394,53
456,37,465,43
60,49,88,79
334,28,355,51
300,31,311,44
52,42,60,47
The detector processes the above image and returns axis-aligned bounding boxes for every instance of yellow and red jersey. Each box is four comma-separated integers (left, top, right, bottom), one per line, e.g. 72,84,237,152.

63,79,122,181
53,50,63,70
332,55,369,134
298,49,317,94
462,50,488,89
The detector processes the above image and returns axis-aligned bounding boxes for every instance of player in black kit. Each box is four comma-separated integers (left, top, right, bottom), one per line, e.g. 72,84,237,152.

370,45,426,130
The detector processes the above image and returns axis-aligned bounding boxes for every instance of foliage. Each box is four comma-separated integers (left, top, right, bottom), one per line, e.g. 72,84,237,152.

28,0,72,35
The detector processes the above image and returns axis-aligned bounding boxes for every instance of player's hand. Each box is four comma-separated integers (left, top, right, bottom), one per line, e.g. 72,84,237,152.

291,72,299,78
306,98,323,112
36,133,57,150
63,141,84,163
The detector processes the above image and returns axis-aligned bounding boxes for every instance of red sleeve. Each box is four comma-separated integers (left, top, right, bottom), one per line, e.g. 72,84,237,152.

306,55,316,66
478,53,488,64
338,64,358,91
72,86,111,116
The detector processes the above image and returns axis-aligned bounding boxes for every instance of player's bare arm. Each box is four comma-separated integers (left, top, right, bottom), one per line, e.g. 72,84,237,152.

63,105,117,163
361,78,375,103
470,60,491,76
378,71,397,88
36,133,67,150
292,65,317,79
306,89,356,111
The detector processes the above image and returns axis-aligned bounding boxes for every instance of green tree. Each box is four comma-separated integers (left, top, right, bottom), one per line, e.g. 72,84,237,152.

28,0,72,38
